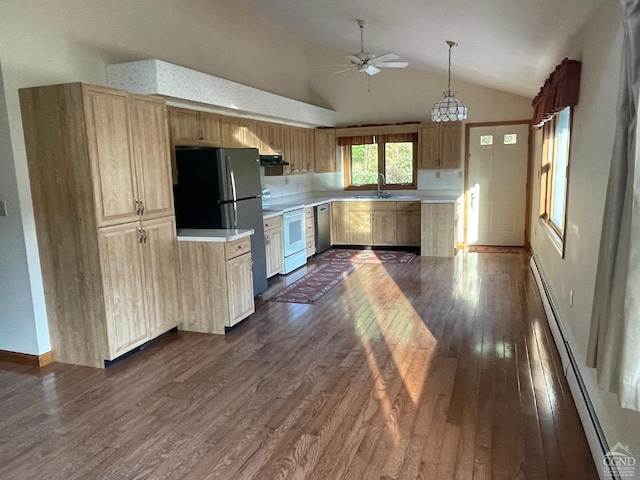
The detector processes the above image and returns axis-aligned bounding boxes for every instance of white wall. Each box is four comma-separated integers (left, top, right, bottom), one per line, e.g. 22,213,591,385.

0,63,49,355
529,0,640,461
0,0,313,355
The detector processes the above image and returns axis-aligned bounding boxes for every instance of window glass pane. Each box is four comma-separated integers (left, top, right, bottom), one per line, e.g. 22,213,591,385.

551,107,570,229
480,135,493,146
504,134,517,145
384,142,413,184
351,144,378,185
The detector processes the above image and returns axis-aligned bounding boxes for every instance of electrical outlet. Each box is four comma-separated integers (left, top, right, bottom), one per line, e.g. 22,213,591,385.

0,200,7,217
569,290,574,307
436,171,441,179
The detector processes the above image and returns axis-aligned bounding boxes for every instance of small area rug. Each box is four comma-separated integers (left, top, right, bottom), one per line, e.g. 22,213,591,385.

468,245,525,254
315,248,415,264
269,262,359,304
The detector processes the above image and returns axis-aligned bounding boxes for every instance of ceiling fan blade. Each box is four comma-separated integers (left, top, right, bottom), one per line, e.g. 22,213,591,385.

333,66,355,75
364,65,381,75
377,62,409,68
345,55,363,65
371,53,399,64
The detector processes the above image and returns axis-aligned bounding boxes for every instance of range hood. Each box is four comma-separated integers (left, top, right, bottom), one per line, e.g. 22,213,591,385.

259,155,289,166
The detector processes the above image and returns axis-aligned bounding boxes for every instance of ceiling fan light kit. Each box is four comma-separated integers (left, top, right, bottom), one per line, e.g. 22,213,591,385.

330,20,409,76
432,40,468,122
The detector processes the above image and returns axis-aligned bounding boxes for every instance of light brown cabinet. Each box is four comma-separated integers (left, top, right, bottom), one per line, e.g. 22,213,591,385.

226,253,255,323
257,122,284,155
331,202,350,245
330,200,425,247
372,210,397,246
168,106,326,177
264,215,283,277
168,108,224,145
418,123,462,169
396,202,421,246
421,203,456,257
305,207,316,257
99,217,181,359
20,83,181,368
348,201,396,246
314,129,337,173
84,88,173,227
179,236,255,334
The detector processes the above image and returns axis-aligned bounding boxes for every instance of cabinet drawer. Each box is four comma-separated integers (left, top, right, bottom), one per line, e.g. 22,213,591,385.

396,201,421,212
263,215,282,231
306,222,315,237
225,237,252,260
306,236,315,257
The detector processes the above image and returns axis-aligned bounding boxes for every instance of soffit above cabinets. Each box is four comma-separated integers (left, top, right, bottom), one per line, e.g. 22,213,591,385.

106,59,337,128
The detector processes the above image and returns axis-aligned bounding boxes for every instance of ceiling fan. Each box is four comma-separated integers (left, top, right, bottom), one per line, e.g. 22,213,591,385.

330,20,409,75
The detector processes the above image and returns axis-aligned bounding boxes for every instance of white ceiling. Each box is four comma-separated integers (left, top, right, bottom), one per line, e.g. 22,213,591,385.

242,0,605,98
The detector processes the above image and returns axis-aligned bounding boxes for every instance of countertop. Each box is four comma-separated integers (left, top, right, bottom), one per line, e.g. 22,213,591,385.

177,228,254,242
262,192,460,218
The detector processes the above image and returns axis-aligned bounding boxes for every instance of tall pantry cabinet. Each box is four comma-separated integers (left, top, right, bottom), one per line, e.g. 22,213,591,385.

19,83,181,368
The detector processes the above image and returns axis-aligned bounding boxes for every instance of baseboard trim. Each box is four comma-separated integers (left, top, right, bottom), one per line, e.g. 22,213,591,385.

530,255,617,480
0,349,54,367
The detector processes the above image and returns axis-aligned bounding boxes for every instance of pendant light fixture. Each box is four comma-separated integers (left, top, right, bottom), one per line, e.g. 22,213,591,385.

431,40,467,122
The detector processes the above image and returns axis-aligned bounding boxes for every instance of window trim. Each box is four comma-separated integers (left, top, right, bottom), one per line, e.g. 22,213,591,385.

343,139,418,190
539,106,573,257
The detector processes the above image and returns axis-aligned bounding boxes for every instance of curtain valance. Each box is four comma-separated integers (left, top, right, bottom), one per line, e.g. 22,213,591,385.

532,58,582,129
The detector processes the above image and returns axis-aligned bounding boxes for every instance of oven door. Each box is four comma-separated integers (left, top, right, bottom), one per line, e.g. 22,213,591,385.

283,209,306,257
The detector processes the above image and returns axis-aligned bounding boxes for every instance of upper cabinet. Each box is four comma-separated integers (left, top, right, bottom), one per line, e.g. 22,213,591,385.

256,122,283,155
129,95,174,220
168,107,223,145
418,123,462,169
314,129,337,173
84,86,174,226
167,106,335,176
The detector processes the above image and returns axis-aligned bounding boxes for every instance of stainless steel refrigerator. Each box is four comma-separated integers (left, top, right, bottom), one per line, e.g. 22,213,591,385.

174,146,267,296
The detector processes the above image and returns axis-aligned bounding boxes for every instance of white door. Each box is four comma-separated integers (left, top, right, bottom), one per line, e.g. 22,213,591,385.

467,123,529,246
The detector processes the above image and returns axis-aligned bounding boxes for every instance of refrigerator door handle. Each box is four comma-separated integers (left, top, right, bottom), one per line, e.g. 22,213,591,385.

226,156,238,202
233,201,238,229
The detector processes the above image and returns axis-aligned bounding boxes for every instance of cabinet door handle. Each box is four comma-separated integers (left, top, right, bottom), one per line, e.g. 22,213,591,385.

138,228,144,244
135,199,141,215
140,201,145,216
265,235,270,244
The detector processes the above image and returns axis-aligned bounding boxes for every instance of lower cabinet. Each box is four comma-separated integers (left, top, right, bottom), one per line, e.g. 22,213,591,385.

420,203,456,257
305,207,316,257
331,202,350,244
372,210,397,246
396,202,421,246
226,253,255,323
264,215,284,278
98,216,181,361
346,201,397,246
178,236,255,334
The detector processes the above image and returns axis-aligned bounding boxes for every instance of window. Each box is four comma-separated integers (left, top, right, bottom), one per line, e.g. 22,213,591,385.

503,134,517,145
343,134,417,189
480,135,493,146
540,106,572,246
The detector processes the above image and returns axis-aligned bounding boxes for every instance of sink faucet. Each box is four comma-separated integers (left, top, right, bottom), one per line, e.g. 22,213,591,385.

377,173,386,198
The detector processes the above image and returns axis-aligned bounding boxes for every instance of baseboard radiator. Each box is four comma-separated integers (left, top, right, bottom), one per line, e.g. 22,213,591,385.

530,255,617,480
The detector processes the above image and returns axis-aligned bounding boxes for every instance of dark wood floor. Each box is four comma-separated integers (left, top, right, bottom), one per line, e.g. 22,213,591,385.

0,252,597,479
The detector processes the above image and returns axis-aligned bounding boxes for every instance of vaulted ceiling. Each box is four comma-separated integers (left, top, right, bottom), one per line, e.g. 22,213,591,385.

242,0,606,98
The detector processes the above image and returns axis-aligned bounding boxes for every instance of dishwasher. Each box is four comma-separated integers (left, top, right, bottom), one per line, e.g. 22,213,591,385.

314,203,331,254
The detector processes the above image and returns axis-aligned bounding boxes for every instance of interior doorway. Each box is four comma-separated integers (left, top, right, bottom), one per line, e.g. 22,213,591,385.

465,121,531,246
